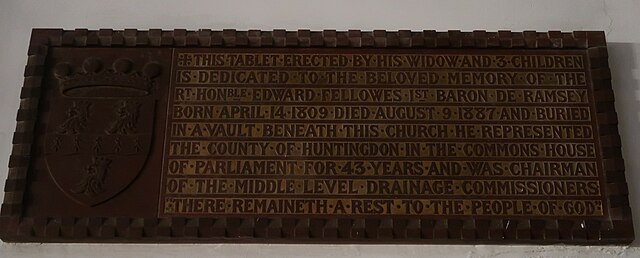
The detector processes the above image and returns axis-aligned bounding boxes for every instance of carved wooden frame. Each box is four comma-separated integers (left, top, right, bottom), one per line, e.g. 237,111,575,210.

0,29,633,244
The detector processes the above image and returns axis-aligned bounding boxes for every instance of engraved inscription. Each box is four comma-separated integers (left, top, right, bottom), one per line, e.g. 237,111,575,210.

160,50,604,217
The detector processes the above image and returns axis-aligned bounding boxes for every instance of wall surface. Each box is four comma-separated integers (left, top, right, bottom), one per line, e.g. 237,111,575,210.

1,0,640,257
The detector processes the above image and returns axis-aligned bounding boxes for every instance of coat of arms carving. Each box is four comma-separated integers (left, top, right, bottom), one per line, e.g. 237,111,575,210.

44,57,161,206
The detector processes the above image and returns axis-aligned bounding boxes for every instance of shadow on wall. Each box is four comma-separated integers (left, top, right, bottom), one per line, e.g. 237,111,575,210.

608,42,640,247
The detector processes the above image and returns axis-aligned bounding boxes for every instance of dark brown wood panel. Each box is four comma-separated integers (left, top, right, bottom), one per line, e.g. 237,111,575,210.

0,29,632,244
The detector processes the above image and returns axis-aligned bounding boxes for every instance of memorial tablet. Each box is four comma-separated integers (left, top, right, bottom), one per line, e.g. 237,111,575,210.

0,29,633,244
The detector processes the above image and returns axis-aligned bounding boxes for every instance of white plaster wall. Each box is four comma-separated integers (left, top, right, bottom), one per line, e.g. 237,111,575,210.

0,0,639,257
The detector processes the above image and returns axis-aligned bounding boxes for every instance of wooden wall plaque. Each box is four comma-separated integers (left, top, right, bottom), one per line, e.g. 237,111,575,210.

0,29,633,244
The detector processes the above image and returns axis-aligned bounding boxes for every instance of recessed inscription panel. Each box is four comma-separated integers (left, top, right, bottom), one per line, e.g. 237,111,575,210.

159,49,605,218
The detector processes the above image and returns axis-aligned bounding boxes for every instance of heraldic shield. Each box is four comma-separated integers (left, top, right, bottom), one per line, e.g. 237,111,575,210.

44,57,162,206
